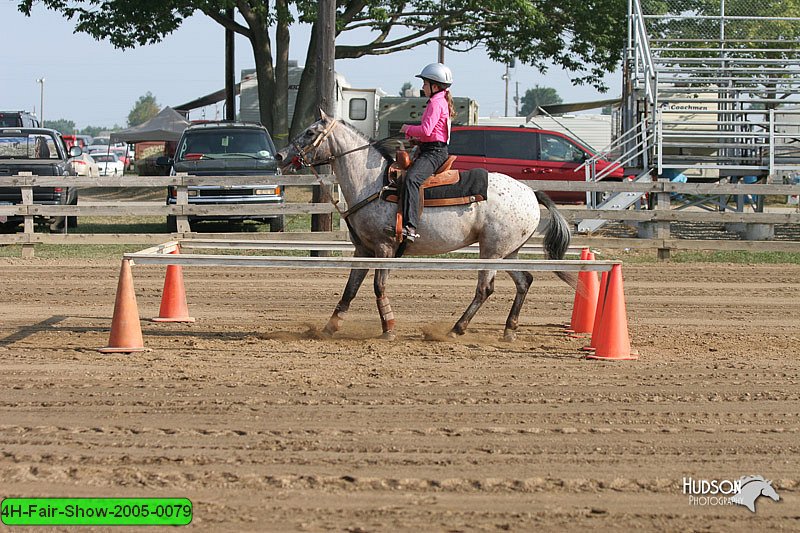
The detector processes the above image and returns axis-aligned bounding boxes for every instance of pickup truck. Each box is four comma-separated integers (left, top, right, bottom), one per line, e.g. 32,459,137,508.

0,127,80,231
159,122,284,232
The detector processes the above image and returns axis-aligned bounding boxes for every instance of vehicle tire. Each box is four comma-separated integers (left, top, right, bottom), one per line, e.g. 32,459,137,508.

167,215,178,233
269,215,285,232
50,217,68,233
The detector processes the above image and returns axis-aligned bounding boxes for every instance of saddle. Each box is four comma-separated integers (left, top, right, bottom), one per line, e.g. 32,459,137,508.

383,149,488,242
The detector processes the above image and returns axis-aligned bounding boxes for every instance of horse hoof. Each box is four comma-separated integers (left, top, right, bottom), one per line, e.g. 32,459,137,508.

380,331,396,341
503,330,517,342
321,325,336,338
447,329,461,339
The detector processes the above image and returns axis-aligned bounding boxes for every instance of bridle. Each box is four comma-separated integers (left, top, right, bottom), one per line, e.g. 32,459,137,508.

287,119,403,224
289,118,340,169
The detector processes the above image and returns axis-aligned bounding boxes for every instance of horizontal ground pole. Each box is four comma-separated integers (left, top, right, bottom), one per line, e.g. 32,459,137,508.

126,251,618,272
178,239,587,256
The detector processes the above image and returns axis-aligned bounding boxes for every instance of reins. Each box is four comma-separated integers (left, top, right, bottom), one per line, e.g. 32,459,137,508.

292,123,404,220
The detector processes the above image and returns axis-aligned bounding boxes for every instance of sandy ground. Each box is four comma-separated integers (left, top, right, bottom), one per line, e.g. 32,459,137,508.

1,257,799,531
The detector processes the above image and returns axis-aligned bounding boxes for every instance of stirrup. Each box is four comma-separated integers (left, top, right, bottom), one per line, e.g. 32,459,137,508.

402,226,419,243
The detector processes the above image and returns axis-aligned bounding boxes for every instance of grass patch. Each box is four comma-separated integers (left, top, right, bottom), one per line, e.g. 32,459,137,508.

669,250,800,264
0,244,148,259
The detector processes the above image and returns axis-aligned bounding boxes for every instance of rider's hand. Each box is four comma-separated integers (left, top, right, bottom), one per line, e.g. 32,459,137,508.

400,124,409,134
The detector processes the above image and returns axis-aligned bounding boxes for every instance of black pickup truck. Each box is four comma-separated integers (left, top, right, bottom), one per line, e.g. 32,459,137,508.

0,128,80,231
159,121,284,232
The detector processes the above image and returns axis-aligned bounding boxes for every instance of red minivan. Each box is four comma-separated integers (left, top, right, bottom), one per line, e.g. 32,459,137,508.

448,125,623,203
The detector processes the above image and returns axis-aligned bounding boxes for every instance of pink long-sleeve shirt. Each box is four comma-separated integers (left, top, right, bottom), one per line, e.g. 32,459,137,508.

403,90,451,143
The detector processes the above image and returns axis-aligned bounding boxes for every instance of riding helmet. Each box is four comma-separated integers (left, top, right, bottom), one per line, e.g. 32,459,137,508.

416,63,453,87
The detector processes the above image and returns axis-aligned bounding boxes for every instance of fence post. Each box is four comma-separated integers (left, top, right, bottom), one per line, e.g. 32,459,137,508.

21,183,35,258
174,173,191,233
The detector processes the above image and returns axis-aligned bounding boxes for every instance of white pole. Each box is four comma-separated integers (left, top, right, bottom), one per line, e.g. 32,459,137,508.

36,78,45,126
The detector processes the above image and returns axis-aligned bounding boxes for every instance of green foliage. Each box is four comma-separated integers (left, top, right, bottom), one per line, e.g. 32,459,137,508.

44,119,76,134
128,92,160,127
19,0,628,134
519,85,563,116
81,124,124,137
399,81,414,96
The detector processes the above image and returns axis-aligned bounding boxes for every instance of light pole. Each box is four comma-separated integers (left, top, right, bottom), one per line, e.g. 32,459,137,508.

36,78,45,126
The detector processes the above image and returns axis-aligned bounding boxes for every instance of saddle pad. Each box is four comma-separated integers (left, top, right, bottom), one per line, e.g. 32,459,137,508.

423,167,488,201
382,168,489,206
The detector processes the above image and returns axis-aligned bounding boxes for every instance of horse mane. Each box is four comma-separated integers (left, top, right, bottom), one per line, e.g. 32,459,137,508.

740,475,768,486
336,119,395,163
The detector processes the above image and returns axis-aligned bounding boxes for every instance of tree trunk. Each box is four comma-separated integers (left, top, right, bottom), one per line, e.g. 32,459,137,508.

290,25,319,139
273,0,290,147
249,25,276,132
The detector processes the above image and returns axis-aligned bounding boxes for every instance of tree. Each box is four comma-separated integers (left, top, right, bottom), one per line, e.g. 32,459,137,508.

519,85,563,116
128,92,160,127
19,0,626,142
399,82,414,97
44,119,76,134
81,125,124,137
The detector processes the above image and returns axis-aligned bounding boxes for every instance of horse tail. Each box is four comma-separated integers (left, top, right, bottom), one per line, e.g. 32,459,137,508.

535,191,578,289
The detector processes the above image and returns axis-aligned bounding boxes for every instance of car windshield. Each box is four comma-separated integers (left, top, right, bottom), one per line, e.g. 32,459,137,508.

0,134,60,160
93,154,117,162
177,130,274,161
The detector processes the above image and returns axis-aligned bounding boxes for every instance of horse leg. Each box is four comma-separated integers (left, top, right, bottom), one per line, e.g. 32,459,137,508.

373,244,397,340
323,267,369,336
450,269,496,337
374,268,397,340
503,270,534,342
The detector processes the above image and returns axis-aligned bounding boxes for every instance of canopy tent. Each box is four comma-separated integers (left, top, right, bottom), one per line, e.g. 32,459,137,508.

110,107,190,143
525,98,621,120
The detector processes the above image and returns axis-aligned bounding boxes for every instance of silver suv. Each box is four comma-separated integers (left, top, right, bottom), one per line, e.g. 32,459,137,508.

161,122,284,232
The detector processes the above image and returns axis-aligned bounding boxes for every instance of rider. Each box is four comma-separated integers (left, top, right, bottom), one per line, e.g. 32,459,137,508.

399,62,456,243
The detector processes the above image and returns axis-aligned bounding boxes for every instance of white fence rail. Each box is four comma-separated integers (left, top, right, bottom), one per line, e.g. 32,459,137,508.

1,175,799,256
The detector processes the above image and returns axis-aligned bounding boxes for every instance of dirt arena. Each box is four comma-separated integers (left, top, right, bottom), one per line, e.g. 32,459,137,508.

1,256,798,531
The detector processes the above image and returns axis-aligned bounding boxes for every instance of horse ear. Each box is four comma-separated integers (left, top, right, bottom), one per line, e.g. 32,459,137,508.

319,108,331,121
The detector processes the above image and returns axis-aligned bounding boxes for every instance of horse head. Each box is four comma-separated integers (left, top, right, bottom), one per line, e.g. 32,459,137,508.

734,476,780,512
760,480,780,502
276,110,338,172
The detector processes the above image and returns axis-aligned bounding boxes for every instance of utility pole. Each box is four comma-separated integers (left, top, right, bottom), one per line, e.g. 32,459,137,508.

515,81,520,117
438,0,445,63
312,0,335,250
502,65,509,116
224,8,235,121
36,78,45,126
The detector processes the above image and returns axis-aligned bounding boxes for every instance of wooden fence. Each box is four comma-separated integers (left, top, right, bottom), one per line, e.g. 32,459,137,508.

1,174,799,257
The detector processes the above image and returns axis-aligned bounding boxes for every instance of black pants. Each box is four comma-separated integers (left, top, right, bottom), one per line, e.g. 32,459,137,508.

402,143,448,229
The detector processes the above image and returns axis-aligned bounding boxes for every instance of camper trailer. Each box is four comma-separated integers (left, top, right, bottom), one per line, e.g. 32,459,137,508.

238,65,478,140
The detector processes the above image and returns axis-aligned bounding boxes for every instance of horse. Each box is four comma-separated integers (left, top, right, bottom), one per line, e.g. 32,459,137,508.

731,476,780,512
276,111,577,341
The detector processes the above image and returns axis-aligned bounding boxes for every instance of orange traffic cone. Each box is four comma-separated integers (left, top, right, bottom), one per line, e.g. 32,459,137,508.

586,264,638,360
565,248,590,329
581,270,609,352
152,248,195,323
566,251,599,336
99,259,145,353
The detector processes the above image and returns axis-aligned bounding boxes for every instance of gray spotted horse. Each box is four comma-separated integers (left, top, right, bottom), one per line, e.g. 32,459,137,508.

276,111,577,341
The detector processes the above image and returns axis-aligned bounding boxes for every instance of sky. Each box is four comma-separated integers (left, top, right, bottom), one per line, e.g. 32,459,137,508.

2,2,622,130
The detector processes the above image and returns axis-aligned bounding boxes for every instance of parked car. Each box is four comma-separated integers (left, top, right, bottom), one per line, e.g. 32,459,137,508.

61,134,87,150
68,151,99,177
448,125,624,203
85,145,110,155
0,127,79,230
93,152,125,176
158,122,284,232
0,111,40,128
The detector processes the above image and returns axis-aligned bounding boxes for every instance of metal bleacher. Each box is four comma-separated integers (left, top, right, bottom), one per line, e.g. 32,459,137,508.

579,0,800,233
